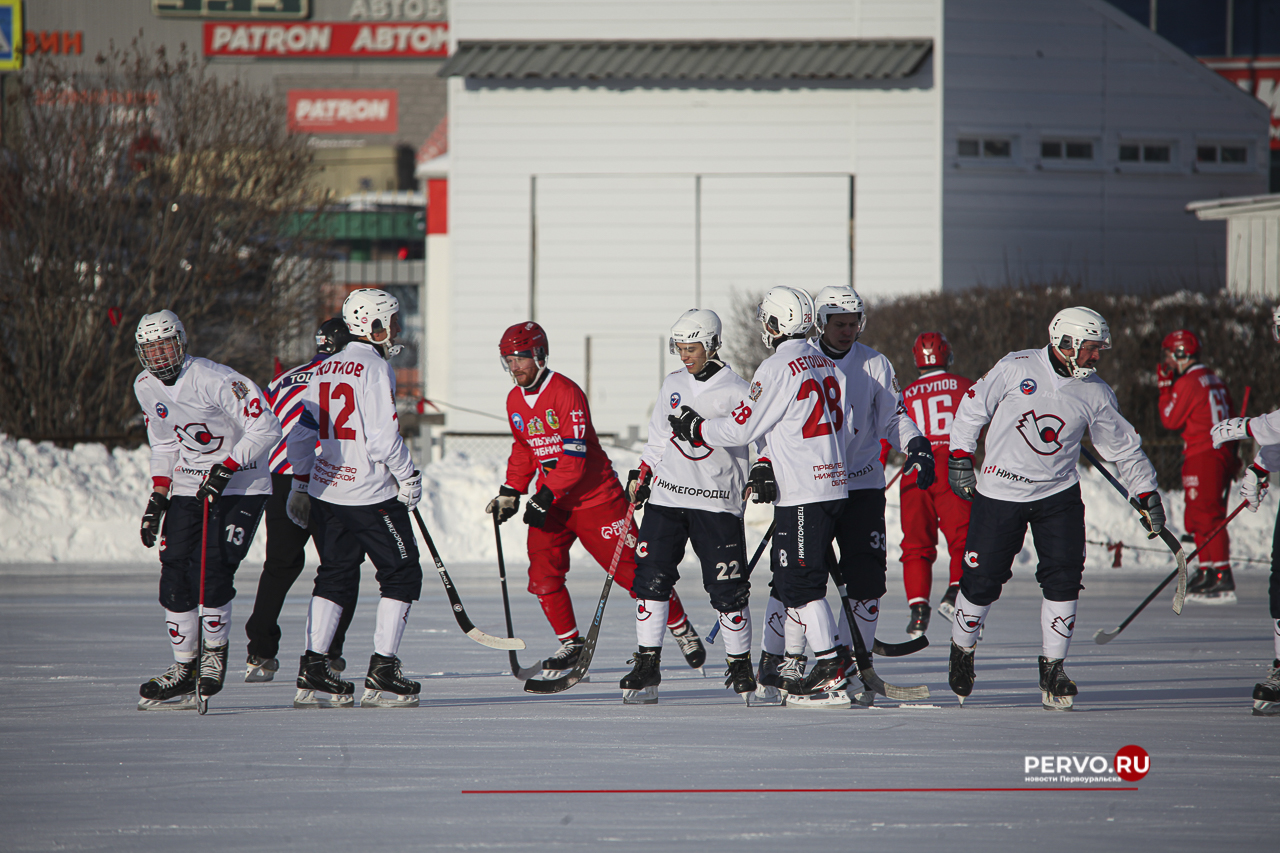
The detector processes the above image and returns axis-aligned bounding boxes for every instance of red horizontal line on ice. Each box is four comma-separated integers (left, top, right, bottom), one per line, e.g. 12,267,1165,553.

462,787,1140,794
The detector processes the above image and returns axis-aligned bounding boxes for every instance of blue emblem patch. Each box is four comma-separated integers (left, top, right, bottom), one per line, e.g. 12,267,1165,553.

155,402,168,418
670,392,681,409
1020,379,1037,396
511,412,525,432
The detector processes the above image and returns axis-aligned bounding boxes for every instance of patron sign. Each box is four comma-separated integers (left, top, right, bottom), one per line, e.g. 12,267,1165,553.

204,21,447,57
288,89,398,134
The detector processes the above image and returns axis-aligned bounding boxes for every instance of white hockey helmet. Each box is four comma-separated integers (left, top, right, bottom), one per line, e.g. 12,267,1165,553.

1048,306,1111,379
1271,304,1280,344
757,286,815,349
135,310,188,381
343,288,402,357
814,285,866,338
669,308,722,356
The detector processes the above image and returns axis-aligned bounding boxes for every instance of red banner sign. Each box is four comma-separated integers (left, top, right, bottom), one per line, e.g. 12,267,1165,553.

204,21,447,58
288,89,398,134
1202,58,1280,150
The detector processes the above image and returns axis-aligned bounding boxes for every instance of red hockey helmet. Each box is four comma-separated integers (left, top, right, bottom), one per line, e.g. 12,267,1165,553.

1161,329,1200,359
912,332,953,369
499,321,549,371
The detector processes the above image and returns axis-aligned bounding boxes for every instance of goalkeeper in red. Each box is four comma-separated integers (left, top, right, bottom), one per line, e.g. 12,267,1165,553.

487,322,702,675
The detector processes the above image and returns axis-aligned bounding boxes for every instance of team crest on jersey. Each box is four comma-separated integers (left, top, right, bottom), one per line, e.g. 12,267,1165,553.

545,409,560,430
231,380,249,401
748,381,763,402
174,422,224,454
670,432,713,462
1020,378,1037,395
1015,410,1065,456
670,392,681,409
155,402,168,419
891,375,901,394
511,413,525,432
528,417,545,436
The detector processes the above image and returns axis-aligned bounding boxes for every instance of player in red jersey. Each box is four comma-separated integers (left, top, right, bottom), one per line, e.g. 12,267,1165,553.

486,322,702,673
1158,329,1240,603
898,333,974,638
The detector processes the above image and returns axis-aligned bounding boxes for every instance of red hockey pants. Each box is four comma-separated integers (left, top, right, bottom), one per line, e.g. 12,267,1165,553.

899,477,972,604
1182,449,1237,568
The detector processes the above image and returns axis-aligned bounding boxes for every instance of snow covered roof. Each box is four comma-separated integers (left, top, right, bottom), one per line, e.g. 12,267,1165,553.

438,39,932,82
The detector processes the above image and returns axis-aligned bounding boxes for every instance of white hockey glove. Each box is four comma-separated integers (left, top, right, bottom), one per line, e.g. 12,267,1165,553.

1211,417,1250,448
486,485,521,524
1135,492,1166,538
286,477,312,529
397,469,422,510
948,453,976,501
904,436,937,490
1241,464,1270,513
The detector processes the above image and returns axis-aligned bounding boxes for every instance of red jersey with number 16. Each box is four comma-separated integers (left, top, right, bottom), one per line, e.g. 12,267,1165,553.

902,370,973,479
504,370,619,509
1159,363,1235,458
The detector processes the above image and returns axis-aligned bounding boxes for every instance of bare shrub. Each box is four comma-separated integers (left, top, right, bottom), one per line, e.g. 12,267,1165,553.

0,42,329,445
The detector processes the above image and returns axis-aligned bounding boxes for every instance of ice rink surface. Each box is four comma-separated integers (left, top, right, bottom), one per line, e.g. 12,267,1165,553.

2,564,1277,852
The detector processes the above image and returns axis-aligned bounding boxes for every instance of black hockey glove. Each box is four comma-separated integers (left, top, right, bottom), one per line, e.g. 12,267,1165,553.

668,405,706,447
903,436,936,490
948,454,976,502
744,458,777,504
626,464,652,508
523,485,555,529
486,485,522,524
140,491,169,548
196,463,235,503
1135,491,1165,539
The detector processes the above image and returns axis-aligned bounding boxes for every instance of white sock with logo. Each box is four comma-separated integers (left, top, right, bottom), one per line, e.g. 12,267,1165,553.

762,595,786,655
635,598,668,648
1040,598,1077,659
305,596,344,655
165,609,198,662
718,608,752,657
199,604,231,646
788,599,836,654
853,598,880,652
951,589,989,649
374,598,412,657
785,605,807,655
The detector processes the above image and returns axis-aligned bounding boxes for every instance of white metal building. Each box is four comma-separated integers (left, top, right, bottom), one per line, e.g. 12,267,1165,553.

1188,194,1280,297
430,0,1270,440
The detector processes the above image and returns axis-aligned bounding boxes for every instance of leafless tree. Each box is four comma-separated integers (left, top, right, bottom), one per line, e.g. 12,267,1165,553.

0,42,330,445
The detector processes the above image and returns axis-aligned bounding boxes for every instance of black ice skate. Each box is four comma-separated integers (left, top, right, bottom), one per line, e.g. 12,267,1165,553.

294,650,355,708
245,654,278,683
724,653,757,704
937,585,959,619
906,602,931,639
1185,566,1213,595
620,647,661,704
778,653,808,696
1252,659,1280,717
751,651,785,706
787,656,851,710
1038,656,1078,710
1186,567,1237,605
137,660,196,711
198,641,228,698
361,653,421,708
670,620,707,671
542,637,585,672
949,640,976,705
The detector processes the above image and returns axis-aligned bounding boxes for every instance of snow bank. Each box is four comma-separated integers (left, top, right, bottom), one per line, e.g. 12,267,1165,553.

0,435,1273,576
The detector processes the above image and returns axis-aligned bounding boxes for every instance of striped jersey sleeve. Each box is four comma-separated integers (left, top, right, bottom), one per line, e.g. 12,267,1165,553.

267,354,325,474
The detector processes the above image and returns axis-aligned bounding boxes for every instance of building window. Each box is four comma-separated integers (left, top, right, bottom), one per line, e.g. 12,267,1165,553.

1119,143,1172,163
1042,140,1095,160
1198,144,1249,164
958,137,1012,159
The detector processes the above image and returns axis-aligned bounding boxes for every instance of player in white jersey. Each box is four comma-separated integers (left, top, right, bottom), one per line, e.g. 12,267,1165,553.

286,288,425,709
620,309,758,703
1209,303,1280,715
947,307,1165,710
804,286,934,676
670,287,853,706
132,310,282,710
